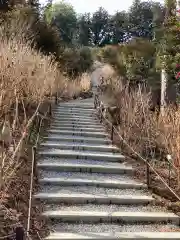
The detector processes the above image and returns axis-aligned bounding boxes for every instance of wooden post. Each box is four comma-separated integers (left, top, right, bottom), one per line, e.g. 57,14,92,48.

49,102,52,117
147,159,150,188
15,227,24,240
55,92,58,105
111,124,114,142
0,141,4,191
33,146,37,177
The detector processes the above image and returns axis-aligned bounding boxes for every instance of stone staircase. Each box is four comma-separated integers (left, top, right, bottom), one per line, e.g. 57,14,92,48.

35,97,180,239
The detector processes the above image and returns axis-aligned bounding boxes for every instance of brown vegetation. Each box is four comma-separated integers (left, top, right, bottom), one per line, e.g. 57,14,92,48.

0,16,91,237
102,74,180,198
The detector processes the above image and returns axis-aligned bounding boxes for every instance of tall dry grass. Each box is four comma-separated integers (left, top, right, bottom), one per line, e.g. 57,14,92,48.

62,73,91,99
0,19,92,198
104,76,180,187
0,20,66,198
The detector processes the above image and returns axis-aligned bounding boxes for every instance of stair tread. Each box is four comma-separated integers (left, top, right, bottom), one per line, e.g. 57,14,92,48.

39,149,124,159
44,135,111,142
48,130,108,136
48,223,180,233
39,172,136,182
42,210,179,219
41,142,118,150
46,232,180,239
36,185,148,196
37,160,132,169
39,177,146,188
44,203,169,213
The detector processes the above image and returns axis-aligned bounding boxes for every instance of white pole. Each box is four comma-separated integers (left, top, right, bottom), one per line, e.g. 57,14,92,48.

160,68,168,115
177,0,180,13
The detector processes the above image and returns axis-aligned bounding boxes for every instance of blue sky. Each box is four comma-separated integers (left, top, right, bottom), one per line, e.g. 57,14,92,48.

46,0,165,14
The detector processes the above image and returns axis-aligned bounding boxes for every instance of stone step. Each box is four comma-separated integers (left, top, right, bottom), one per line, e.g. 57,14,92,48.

43,135,111,145
34,191,152,204
56,105,94,110
39,176,145,189
52,119,100,124
53,113,95,118
55,108,94,111
52,115,98,120
53,114,96,119
42,210,179,224
38,150,125,162
50,123,104,128
39,172,136,185
39,175,145,189
49,127,105,132
52,115,95,120
52,121,100,126
37,161,133,174
43,203,168,214
45,232,180,239
40,142,119,153
47,130,109,138
46,222,180,234
54,109,95,113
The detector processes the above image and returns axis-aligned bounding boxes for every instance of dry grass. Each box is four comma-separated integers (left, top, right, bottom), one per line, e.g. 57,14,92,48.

99,64,115,82
0,35,64,190
104,77,180,188
62,73,91,99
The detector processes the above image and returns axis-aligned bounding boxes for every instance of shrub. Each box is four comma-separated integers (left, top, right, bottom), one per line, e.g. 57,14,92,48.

60,46,93,77
99,39,157,88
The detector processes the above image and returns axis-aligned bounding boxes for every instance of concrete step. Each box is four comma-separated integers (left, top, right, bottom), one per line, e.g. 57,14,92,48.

49,127,105,132
53,113,95,118
53,114,98,121
38,150,125,162
37,160,133,174
40,142,119,153
53,114,96,119
54,109,95,113
45,231,180,239
56,106,94,110
50,123,104,128
39,172,137,186
46,222,180,234
35,190,152,204
42,210,179,224
52,121,100,126
44,203,169,215
45,232,180,240
43,135,111,145
39,177,146,189
47,130,109,138
54,109,95,112
52,119,100,124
